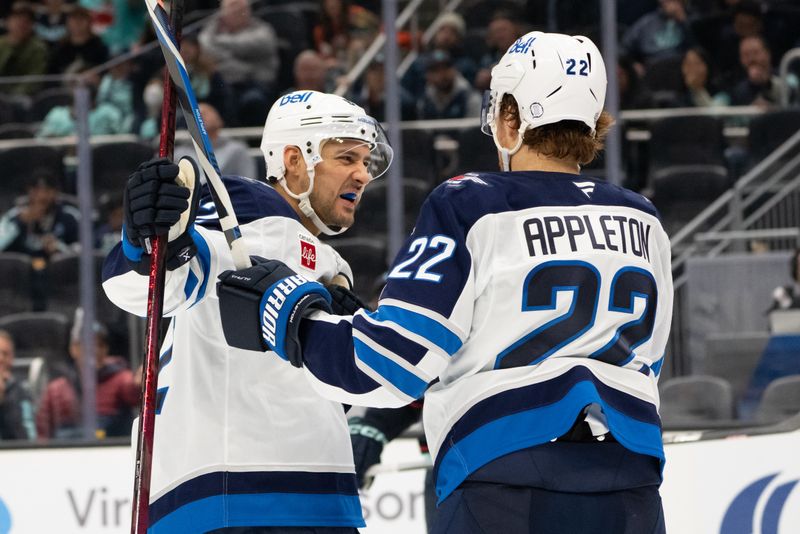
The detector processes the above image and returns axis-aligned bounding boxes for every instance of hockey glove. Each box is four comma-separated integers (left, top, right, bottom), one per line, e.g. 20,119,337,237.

217,257,332,366
328,284,369,315
122,157,201,273
348,416,389,488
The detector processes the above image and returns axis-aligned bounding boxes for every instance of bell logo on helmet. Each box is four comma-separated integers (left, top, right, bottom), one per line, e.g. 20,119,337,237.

279,91,313,106
508,36,536,55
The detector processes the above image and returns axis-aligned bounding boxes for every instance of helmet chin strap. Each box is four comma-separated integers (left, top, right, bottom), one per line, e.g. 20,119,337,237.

492,121,527,172
278,164,348,236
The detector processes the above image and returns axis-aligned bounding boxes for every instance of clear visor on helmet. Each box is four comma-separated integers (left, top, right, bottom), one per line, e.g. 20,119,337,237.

314,120,394,180
480,90,496,136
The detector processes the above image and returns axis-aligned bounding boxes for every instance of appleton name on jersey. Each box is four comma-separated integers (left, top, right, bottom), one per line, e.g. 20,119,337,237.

294,170,673,504
102,177,364,532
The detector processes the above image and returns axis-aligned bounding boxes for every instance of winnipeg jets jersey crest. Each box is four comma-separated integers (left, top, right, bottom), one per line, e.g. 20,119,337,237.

295,171,673,503
102,177,362,531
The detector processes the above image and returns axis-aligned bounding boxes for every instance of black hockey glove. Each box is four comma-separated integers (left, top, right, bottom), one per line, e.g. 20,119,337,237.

348,416,388,489
327,284,369,315
217,257,332,366
122,157,200,274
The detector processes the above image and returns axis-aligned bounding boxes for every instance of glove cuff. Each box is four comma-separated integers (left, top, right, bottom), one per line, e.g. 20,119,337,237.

122,226,198,275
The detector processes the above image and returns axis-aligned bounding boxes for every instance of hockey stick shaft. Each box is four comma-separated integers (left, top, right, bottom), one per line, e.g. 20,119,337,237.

130,2,183,532
145,0,250,270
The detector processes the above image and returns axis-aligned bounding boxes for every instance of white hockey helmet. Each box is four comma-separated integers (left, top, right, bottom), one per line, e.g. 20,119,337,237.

480,31,607,170
260,91,393,235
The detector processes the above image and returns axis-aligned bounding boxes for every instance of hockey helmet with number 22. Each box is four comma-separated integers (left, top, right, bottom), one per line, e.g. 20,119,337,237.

481,31,607,170
261,91,393,235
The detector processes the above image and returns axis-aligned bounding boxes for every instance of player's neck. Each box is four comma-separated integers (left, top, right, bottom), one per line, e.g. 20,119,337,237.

509,149,581,174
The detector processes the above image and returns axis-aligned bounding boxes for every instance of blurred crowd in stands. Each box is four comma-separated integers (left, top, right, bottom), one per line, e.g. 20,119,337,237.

1,0,800,441
1,0,797,134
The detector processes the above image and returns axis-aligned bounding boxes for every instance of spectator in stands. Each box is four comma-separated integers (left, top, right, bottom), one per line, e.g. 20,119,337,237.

98,0,148,55
36,321,140,439
674,47,730,107
621,0,693,67
95,191,123,255
769,248,800,311
47,4,109,76
174,102,256,179
0,330,36,441
715,0,766,86
180,33,232,124
199,0,280,126
402,12,477,96
0,2,49,96
313,0,379,70
96,57,136,133
352,53,417,122
473,11,523,91
730,35,788,107
290,50,331,94
136,75,162,140
618,55,653,109
418,49,482,121
37,79,126,137
0,172,79,260
36,0,69,46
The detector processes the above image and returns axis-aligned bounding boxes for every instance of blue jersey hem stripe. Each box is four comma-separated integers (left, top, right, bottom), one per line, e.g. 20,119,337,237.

353,338,428,399
446,366,659,445
148,470,359,525
368,305,462,356
148,493,364,532
433,380,664,503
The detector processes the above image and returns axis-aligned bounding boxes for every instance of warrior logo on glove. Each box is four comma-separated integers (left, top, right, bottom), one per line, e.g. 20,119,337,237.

261,274,314,345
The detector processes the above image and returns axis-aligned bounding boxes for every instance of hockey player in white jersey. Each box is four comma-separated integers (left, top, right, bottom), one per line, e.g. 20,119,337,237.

102,91,392,533
218,32,672,533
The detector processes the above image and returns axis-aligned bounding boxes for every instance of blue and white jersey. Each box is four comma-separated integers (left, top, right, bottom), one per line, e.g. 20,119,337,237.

298,171,673,504
102,176,363,532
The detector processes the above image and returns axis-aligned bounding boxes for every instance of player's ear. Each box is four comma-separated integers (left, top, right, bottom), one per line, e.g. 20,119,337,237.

283,146,303,176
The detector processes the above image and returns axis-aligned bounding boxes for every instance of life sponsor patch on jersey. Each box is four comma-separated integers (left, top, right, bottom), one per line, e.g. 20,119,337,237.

300,236,317,270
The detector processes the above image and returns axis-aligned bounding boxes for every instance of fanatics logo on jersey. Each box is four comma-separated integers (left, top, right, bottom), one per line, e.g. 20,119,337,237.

447,173,488,188
300,240,317,270
573,181,596,198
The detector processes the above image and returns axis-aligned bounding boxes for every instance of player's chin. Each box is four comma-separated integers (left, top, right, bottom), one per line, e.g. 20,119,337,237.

325,210,355,229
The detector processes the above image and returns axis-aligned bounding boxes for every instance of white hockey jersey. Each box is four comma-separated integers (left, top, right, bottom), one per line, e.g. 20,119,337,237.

296,171,673,504
102,177,364,532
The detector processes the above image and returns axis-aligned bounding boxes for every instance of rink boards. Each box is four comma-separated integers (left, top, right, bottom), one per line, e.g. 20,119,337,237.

0,426,797,533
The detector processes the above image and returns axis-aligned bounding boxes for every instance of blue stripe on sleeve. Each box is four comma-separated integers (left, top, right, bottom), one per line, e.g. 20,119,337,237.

651,356,664,376
184,270,198,301
352,314,429,366
367,305,462,356
353,338,428,399
188,228,211,307
301,317,382,395
102,243,134,282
